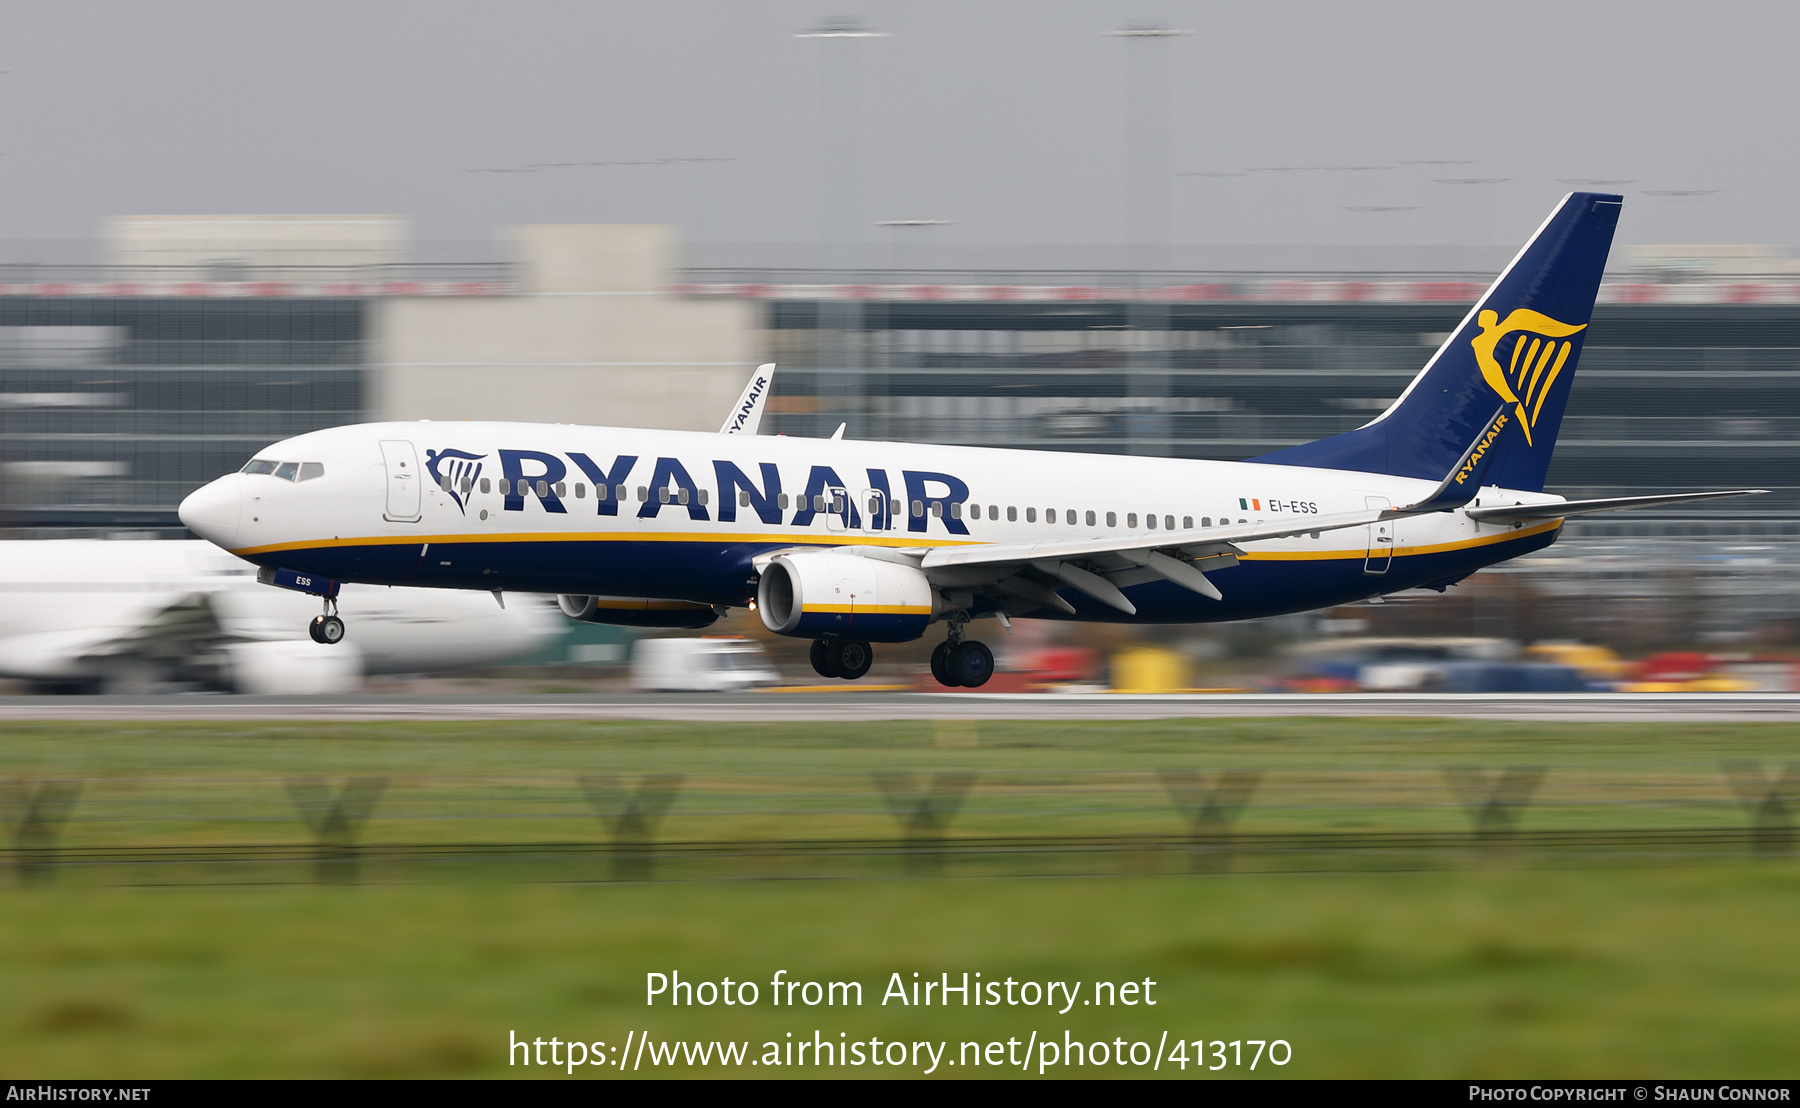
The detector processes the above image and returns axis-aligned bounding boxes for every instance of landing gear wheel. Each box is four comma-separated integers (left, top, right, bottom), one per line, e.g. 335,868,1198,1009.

309,614,346,645
810,639,838,679
829,640,873,680
948,640,994,688
930,641,959,687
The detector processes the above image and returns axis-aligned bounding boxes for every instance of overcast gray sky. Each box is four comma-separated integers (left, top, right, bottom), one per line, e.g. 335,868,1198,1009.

0,1,1793,249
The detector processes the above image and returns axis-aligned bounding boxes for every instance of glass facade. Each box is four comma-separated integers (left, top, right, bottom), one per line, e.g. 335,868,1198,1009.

764,300,1800,540
0,297,362,532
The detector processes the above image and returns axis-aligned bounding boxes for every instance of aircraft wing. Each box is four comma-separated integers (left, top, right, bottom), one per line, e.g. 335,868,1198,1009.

914,508,1390,614
1464,489,1767,521
920,507,1384,571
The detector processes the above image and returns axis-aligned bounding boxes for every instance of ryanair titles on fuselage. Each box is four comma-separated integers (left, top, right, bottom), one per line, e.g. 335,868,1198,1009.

424,445,975,534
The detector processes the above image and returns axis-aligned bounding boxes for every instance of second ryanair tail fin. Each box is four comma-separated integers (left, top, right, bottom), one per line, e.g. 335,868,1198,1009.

1253,192,1622,492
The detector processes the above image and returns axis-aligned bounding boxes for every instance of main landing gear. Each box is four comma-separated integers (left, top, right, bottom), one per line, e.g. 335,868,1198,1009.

308,598,346,645
810,638,873,680
929,621,994,689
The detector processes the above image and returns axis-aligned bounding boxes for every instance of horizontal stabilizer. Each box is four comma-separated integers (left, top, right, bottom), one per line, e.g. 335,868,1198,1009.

1465,489,1768,521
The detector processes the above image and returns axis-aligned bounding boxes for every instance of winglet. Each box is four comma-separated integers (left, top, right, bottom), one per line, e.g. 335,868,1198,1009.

720,364,775,435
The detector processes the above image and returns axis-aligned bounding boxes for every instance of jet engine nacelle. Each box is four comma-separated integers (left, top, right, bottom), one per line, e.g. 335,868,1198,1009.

756,550,935,642
557,594,720,629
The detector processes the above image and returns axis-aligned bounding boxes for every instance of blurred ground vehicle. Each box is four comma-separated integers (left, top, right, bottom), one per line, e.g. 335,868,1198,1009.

631,637,781,692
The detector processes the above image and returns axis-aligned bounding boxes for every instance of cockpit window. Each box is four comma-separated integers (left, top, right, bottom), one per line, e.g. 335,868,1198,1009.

241,458,324,482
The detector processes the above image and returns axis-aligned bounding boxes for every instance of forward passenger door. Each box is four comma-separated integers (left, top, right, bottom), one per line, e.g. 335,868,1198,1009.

381,440,422,523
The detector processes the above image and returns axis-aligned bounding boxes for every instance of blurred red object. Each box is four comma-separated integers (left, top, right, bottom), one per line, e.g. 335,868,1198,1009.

1631,652,1715,682
1017,647,1097,682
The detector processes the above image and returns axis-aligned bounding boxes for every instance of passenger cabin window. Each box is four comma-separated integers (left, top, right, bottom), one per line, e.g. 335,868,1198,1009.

678,488,690,505
1106,511,1116,527
931,502,943,518
779,493,790,510
1165,515,1175,530
1026,507,1037,523
659,488,670,504
1086,510,1096,526
637,486,648,502
1183,516,1192,529
1127,513,1137,528
741,490,752,507
912,499,924,518
498,479,511,495
1066,509,1076,525
480,478,491,494
1202,516,1211,527
538,480,551,497
460,478,472,496
1147,514,1157,529
555,482,567,498
950,502,962,520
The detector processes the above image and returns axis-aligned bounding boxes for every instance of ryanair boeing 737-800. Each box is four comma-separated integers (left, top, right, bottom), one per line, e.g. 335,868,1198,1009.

177,193,1760,688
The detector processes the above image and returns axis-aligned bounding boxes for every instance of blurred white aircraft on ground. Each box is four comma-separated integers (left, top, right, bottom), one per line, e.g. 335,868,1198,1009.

0,540,562,694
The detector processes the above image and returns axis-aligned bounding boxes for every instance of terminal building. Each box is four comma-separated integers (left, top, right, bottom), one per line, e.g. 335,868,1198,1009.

2,218,1796,636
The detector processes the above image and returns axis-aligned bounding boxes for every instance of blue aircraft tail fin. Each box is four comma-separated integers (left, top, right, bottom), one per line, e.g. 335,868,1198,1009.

1252,192,1622,492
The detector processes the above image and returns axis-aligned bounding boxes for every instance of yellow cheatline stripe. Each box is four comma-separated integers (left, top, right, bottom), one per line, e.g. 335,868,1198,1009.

231,529,978,558
1240,518,1560,561
805,604,932,615
1532,342,1573,426
235,519,1561,566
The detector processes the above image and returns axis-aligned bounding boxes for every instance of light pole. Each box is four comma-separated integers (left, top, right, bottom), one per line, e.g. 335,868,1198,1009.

1107,23,1191,457
1645,189,1720,245
795,18,890,438
871,220,954,441
1433,177,1509,261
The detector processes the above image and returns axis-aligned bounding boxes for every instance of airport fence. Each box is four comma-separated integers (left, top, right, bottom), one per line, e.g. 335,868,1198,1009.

4,752,1795,887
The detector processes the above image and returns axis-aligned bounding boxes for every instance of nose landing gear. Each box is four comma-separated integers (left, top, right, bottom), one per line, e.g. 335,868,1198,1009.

929,620,993,688
308,598,346,645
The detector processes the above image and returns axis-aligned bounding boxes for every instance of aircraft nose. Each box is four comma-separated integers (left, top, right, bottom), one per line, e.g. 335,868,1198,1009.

179,474,242,550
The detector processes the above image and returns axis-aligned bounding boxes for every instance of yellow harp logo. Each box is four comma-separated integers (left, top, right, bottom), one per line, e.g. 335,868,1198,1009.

1470,308,1586,446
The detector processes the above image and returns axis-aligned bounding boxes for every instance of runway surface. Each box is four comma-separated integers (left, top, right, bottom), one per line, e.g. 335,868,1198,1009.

5,692,1800,722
